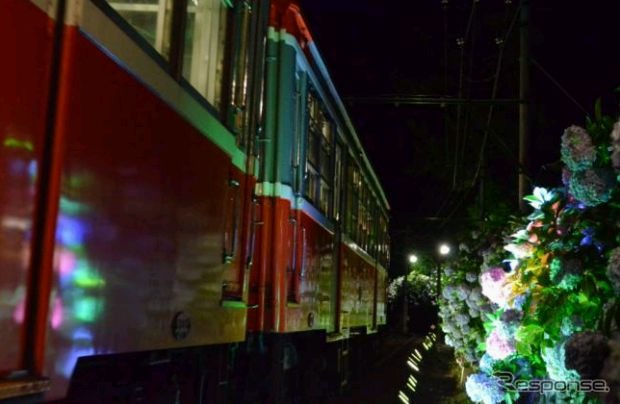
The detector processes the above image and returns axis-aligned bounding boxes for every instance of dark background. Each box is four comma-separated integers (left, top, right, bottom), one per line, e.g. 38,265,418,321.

298,0,620,276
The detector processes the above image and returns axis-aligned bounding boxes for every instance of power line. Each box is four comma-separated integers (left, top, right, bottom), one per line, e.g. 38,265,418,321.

453,0,479,190
470,1,522,189
530,58,589,115
439,0,522,229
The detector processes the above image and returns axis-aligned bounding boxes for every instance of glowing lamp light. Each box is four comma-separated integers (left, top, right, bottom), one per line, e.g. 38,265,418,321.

439,243,451,256
408,254,418,264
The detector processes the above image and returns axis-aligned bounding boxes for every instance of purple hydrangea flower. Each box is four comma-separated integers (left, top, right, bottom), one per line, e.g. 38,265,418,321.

480,267,511,307
486,328,516,360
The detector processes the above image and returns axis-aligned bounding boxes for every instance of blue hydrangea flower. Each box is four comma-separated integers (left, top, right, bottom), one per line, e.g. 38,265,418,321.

510,293,528,310
466,272,478,283
580,228,604,253
479,353,496,374
465,373,505,404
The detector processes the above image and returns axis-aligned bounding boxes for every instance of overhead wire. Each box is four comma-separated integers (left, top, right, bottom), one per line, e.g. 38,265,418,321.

433,0,456,220
434,0,475,221
458,0,480,183
470,1,522,189
530,58,589,115
440,0,522,228
452,0,478,190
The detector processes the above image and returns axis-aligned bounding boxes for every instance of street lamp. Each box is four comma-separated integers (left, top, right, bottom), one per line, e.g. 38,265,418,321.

438,243,451,256
403,253,418,334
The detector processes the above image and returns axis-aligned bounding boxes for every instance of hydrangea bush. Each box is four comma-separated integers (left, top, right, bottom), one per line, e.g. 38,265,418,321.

453,108,620,403
438,232,503,365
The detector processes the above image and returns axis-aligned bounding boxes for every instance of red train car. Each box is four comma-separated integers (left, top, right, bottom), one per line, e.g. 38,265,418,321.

0,0,389,401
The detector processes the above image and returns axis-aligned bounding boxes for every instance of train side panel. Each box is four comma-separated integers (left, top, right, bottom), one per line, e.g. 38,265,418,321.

339,242,376,332
38,2,253,399
0,0,56,376
284,207,336,332
255,8,339,336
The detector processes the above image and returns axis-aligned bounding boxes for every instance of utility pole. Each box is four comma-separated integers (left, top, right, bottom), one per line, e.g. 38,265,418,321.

402,279,409,334
518,0,530,212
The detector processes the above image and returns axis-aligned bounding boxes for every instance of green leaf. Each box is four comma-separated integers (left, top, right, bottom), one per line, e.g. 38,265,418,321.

523,195,540,203
527,211,545,221
515,324,544,357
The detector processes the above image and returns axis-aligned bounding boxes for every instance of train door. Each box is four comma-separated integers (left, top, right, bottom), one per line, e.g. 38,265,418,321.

285,67,307,304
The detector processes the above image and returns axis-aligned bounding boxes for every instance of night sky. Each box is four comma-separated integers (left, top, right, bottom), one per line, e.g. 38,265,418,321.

298,0,620,275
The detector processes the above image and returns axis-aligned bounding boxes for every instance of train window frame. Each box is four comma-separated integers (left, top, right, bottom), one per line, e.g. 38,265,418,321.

358,181,369,250
292,69,305,194
226,0,254,148
97,0,261,153
105,0,174,59
94,0,171,71
333,141,344,222
181,0,232,113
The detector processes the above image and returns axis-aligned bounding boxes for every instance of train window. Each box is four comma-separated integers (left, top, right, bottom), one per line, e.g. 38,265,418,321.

182,0,231,110
305,91,333,215
319,179,330,214
359,184,369,250
318,121,333,214
319,120,332,175
368,200,375,256
346,161,360,240
379,215,389,267
382,218,387,264
107,0,173,59
306,165,319,203
308,128,319,168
